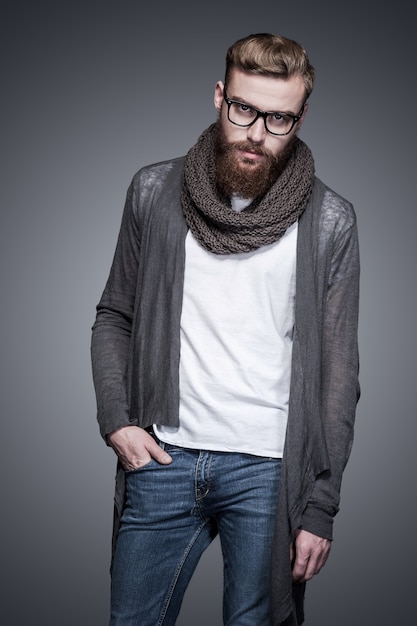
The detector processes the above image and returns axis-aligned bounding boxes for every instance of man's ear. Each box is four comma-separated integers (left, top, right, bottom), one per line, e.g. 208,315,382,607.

214,81,224,112
296,102,309,131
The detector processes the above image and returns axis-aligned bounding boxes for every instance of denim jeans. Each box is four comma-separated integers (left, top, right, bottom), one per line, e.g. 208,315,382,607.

110,444,282,625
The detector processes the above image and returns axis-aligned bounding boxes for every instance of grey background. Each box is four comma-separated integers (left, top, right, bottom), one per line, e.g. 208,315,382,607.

2,1,415,624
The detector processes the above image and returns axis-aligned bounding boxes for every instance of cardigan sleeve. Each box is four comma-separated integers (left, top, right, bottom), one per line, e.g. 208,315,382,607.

91,158,186,440
91,178,141,440
301,202,360,540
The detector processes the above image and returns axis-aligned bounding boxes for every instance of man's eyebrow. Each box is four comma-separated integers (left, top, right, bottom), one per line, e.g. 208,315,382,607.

227,93,297,116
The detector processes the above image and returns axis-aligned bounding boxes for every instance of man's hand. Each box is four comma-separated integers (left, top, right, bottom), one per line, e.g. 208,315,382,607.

290,529,331,583
107,425,172,471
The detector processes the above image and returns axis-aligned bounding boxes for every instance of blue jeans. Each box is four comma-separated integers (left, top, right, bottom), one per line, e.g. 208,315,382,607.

110,444,282,625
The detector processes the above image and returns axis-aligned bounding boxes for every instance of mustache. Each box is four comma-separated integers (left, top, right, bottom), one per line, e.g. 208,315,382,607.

220,140,277,160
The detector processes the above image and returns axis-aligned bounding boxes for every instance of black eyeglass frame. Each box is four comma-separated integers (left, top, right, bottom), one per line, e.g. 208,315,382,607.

223,89,305,136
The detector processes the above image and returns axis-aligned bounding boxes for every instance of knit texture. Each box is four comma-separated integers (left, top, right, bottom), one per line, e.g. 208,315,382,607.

181,124,315,254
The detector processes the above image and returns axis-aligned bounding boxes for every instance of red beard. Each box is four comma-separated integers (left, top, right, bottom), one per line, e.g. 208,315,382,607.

214,120,296,200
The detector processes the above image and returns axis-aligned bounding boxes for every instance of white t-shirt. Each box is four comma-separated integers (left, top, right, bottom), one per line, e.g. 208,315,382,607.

156,202,297,458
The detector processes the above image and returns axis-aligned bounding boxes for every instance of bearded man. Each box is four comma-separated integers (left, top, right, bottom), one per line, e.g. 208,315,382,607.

91,32,360,626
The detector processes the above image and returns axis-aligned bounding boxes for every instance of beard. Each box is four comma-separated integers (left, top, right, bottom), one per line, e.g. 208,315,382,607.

214,119,297,200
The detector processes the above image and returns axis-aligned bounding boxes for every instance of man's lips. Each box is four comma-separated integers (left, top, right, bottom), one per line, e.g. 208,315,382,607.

238,149,265,162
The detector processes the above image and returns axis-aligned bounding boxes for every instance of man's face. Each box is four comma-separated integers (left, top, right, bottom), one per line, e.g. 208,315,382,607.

213,69,308,198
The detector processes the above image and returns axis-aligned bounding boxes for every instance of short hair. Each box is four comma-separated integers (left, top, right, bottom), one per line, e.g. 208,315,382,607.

225,33,315,99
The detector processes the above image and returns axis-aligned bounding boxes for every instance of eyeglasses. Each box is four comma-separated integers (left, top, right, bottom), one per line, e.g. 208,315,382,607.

223,89,305,136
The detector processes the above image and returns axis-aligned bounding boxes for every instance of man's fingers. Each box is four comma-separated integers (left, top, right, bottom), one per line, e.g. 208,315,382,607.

291,552,310,583
146,438,172,465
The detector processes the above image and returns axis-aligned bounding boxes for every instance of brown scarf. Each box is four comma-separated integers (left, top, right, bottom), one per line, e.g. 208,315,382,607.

181,124,315,254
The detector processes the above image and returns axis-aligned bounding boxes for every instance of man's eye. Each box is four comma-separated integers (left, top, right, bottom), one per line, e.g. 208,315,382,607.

268,113,288,127
238,103,253,114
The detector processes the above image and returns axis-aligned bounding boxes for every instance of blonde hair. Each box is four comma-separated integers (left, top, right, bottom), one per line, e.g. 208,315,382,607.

225,33,315,99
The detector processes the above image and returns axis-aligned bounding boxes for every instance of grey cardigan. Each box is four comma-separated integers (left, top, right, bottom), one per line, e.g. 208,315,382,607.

91,156,360,625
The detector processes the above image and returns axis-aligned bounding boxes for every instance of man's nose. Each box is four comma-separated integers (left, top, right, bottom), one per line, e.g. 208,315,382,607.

246,116,267,144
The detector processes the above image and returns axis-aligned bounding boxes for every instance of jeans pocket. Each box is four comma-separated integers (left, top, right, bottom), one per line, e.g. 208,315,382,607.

124,458,157,475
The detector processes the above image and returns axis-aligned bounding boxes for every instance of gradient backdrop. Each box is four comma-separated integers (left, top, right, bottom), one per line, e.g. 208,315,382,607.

2,1,415,624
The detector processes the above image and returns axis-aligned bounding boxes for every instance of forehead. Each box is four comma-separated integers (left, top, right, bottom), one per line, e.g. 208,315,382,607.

227,69,306,113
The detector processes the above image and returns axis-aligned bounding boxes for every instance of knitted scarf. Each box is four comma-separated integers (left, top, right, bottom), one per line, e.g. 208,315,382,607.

181,124,315,254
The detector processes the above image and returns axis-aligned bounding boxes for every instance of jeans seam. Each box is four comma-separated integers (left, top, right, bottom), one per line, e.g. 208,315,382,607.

158,520,210,625
195,451,215,502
